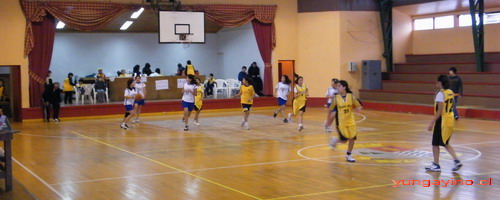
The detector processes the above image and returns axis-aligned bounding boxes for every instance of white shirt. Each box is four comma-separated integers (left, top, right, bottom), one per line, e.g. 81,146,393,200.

294,85,307,93
124,88,137,105
325,87,338,103
149,72,161,77
435,91,444,103
182,83,197,103
135,81,146,96
275,82,291,100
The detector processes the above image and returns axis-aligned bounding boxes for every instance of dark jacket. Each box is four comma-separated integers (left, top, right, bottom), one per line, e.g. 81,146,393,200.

95,80,107,90
449,75,463,95
248,66,260,78
238,72,247,82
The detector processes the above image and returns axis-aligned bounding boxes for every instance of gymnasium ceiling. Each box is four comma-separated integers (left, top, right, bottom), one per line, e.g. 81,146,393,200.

57,8,223,33
394,0,500,16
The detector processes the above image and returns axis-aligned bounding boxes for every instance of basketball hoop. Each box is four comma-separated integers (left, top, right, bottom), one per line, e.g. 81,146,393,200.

179,33,187,41
179,34,192,48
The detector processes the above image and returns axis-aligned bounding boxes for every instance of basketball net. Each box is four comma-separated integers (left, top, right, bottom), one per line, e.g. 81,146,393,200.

179,33,192,49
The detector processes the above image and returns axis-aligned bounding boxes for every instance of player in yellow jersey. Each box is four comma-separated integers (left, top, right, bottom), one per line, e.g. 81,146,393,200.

425,75,462,172
287,76,308,131
193,77,204,126
234,77,255,130
328,80,362,162
185,60,196,76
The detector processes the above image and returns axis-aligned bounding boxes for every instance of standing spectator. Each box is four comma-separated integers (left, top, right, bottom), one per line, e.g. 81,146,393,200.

0,80,7,102
205,73,216,96
185,60,196,76
448,67,463,120
63,73,76,104
176,63,185,76
46,70,53,86
42,83,53,121
96,68,106,80
150,68,162,76
248,62,264,96
42,82,62,122
238,66,247,82
133,65,141,77
142,63,153,76
95,76,107,103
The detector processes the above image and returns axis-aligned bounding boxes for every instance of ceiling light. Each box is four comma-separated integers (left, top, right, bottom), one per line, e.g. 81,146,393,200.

56,21,65,29
120,21,134,30
131,7,144,19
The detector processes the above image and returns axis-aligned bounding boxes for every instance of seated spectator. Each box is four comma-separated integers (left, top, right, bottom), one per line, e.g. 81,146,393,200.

96,68,106,79
238,66,247,82
176,63,185,76
119,69,130,77
150,68,162,76
142,63,153,76
205,73,216,96
95,76,107,103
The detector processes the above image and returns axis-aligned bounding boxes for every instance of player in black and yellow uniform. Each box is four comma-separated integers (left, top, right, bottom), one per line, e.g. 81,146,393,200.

425,75,462,172
287,76,308,131
328,80,362,162
234,77,255,130
193,77,204,126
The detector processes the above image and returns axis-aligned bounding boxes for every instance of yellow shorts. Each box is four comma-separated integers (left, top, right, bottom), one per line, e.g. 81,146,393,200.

337,125,357,141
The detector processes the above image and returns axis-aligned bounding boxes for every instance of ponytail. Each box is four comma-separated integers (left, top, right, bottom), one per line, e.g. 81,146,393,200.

338,80,352,93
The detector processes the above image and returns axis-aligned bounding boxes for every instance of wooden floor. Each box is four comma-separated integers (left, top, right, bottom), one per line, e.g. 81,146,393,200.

7,107,500,200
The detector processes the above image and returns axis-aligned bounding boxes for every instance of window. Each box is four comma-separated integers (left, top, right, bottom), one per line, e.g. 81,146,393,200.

414,18,434,30
434,15,454,29
459,12,500,27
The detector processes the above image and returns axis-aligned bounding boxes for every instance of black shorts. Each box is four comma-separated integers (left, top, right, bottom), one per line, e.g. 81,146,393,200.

242,104,252,112
299,105,306,112
432,117,450,146
194,105,202,111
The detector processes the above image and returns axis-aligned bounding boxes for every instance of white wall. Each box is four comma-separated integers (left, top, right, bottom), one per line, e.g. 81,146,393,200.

50,32,220,83
216,23,264,80
50,25,264,84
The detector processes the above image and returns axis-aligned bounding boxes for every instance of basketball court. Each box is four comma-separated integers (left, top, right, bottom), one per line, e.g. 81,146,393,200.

9,107,500,199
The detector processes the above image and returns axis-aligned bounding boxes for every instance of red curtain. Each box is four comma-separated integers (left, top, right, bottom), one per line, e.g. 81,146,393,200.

252,20,273,96
29,14,55,107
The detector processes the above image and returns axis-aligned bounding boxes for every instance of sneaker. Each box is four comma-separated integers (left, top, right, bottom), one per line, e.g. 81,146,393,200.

240,121,246,127
120,123,128,129
132,119,139,123
273,111,278,118
287,113,292,123
283,119,289,123
455,116,459,120
329,137,338,150
326,127,332,133
194,122,200,126
425,163,441,172
53,118,60,122
452,162,463,171
244,123,250,130
346,155,356,162
184,126,189,131
298,124,304,131
124,124,129,129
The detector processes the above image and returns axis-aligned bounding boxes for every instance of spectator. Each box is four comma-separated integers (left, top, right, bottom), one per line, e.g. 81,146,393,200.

0,109,8,130
133,65,141,77
150,68,162,76
96,68,106,79
238,66,247,82
63,73,76,104
46,70,53,86
205,73,216,96
95,76,107,103
42,82,62,122
184,60,196,76
142,63,153,76
449,67,463,120
0,80,7,103
248,62,264,96
176,63,185,76
119,69,130,77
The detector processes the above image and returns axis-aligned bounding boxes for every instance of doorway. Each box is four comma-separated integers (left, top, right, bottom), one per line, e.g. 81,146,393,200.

278,60,295,105
0,66,22,122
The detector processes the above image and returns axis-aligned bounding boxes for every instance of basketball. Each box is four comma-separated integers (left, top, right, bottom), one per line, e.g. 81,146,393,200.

135,94,143,100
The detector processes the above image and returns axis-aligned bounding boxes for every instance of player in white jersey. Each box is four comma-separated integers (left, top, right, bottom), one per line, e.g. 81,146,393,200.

133,75,146,123
181,75,198,131
273,75,292,123
121,79,137,129
324,78,339,132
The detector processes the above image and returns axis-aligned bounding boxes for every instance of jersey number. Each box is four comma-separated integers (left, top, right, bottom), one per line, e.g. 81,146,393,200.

444,99,453,113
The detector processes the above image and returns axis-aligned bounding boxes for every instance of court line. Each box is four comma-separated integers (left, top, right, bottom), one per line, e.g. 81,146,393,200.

455,140,500,146
50,155,345,186
367,118,500,135
266,183,395,200
70,131,263,200
13,158,69,200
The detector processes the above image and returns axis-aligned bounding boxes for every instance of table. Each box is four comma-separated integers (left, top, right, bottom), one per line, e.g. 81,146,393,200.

0,129,17,191
108,75,205,102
